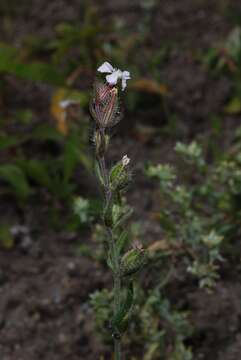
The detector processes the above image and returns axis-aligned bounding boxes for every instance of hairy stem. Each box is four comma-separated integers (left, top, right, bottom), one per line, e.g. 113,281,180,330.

109,227,121,360
97,139,122,360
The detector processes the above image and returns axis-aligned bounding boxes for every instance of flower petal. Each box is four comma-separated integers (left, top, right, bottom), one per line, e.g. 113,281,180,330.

121,78,127,91
122,155,130,166
106,70,121,85
59,99,78,108
122,71,131,80
97,62,114,73
121,71,131,90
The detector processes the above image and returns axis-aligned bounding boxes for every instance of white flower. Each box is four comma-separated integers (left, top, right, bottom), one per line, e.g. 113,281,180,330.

106,69,122,86
59,99,78,109
122,155,130,166
97,61,131,91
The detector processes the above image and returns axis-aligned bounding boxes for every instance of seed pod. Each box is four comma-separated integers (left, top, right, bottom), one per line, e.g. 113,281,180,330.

120,248,147,277
93,130,109,158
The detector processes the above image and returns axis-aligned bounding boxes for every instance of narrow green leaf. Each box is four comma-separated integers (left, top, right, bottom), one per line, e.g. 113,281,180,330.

0,164,32,200
18,159,51,188
95,161,105,186
113,208,133,230
111,282,134,332
107,250,114,271
224,97,241,114
116,230,129,255
0,134,22,151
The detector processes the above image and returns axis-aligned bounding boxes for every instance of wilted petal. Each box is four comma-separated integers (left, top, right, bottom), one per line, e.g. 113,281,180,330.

106,70,122,85
97,62,115,73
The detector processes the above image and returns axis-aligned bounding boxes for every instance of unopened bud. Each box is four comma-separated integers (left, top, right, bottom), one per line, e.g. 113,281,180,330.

90,82,120,128
110,157,131,191
120,247,147,277
122,155,130,167
94,82,111,103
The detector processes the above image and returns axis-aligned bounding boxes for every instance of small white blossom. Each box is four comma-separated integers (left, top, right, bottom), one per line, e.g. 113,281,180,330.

97,61,131,91
59,99,78,109
73,197,92,223
122,155,130,166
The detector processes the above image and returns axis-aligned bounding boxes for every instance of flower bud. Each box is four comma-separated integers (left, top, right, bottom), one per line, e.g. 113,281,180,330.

94,81,111,103
120,247,147,277
122,155,130,166
110,156,131,191
93,130,109,158
90,82,120,128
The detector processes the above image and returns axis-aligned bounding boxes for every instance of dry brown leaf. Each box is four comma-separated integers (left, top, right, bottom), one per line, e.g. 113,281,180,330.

131,78,169,96
148,239,171,253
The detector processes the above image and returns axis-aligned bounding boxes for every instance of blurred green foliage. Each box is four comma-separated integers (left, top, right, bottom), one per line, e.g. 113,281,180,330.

90,134,241,358
0,117,91,231
203,26,241,115
0,43,65,85
91,285,193,359
0,0,169,229
146,138,241,288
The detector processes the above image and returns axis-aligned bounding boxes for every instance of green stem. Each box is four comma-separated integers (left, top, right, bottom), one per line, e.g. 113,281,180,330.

97,146,122,360
114,338,121,360
110,227,121,360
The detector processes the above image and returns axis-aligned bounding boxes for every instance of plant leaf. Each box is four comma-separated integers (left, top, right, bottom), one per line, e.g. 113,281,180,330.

0,134,23,151
116,230,129,255
0,225,15,250
111,282,134,334
131,78,169,96
0,164,32,200
0,43,65,86
18,159,51,188
224,97,241,114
